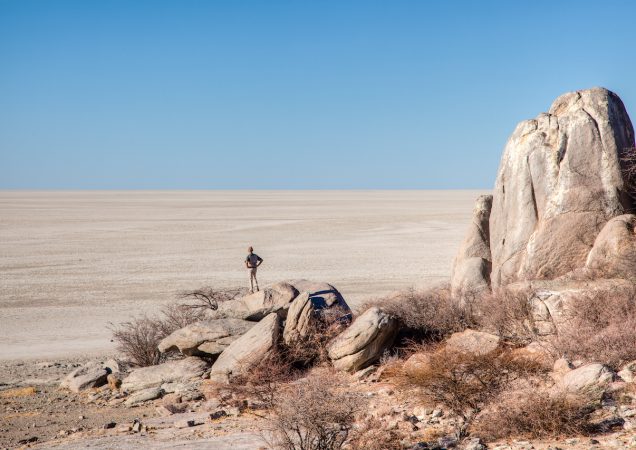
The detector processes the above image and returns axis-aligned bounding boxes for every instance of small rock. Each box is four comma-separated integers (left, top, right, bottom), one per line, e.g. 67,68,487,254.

132,419,142,433
117,423,132,433
78,415,86,420
463,437,485,450
210,410,228,420
103,422,116,429
174,419,198,428
431,409,443,418
107,373,122,390
18,436,38,444
124,387,163,406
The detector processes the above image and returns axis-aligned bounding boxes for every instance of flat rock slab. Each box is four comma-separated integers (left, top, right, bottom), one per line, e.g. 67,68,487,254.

121,357,209,393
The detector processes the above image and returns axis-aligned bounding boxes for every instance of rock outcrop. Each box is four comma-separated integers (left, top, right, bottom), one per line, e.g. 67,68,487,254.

450,195,493,299
489,87,634,287
328,307,398,372
209,313,281,382
158,319,255,358
121,357,209,393
451,88,636,296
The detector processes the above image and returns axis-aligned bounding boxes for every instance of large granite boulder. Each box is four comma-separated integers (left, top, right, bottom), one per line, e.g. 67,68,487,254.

209,313,281,383
283,287,352,345
489,88,634,287
450,195,493,300
121,357,209,393
217,282,299,321
328,307,398,372
556,363,615,399
158,319,255,357
586,214,636,279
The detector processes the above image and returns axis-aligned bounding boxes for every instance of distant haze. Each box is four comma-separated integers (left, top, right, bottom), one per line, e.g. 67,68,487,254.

1,0,635,189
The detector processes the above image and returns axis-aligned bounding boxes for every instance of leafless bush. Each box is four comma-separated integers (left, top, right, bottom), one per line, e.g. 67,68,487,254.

348,418,404,450
620,146,636,210
264,369,364,450
474,287,536,344
363,285,472,341
472,389,595,440
111,287,243,366
555,287,636,369
178,286,246,311
395,347,546,437
110,315,169,367
204,351,300,410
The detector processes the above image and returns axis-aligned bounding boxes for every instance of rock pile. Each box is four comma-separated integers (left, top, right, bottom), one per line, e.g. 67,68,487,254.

451,87,636,336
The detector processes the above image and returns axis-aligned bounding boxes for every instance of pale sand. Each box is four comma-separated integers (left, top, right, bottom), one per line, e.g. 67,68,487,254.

0,190,486,360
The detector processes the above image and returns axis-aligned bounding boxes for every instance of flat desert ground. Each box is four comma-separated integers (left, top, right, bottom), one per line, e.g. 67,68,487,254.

0,190,486,361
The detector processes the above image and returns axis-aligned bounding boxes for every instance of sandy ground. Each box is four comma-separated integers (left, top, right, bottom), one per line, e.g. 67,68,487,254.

0,190,485,360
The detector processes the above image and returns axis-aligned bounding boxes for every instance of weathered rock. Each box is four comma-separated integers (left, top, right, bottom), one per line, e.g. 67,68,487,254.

283,290,352,345
557,363,615,397
402,352,431,376
209,313,281,382
445,329,500,356
124,387,163,406
328,307,399,372
158,318,255,357
618,361,636,383
217,282,299,321
586,214,636,279
121,357,209,393
489,88,635,287
450,195,493,300
107,373,122,390
60,363,110,393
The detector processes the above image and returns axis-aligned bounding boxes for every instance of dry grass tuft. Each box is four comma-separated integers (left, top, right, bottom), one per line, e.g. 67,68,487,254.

363,285,472,341
555,287,636,369
395,346,546,437
0,386,37,398
472,389,595,440
474,287,537,344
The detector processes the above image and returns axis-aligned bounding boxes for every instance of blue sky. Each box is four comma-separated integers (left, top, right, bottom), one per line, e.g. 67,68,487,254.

1,0,635,189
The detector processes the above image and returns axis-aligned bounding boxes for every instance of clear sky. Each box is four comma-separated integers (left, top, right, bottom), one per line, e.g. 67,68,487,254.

1,0,635,189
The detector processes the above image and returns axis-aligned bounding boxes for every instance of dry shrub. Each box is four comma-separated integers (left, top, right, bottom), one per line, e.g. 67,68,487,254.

364,285,472,341
178,286,246,311
111,289,228,366
205,351,300,410
265,369,364,450
349,418,403,450
472,390,595,440
555,287,636,368
474,287,536,344
395,347,546,437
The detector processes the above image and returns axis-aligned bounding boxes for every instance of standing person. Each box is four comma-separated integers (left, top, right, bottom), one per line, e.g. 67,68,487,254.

245,246,263,293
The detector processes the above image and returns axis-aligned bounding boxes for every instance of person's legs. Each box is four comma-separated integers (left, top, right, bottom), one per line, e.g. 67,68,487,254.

249,268,255,292
250,267,259,292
